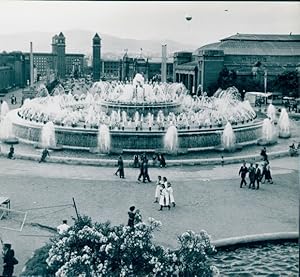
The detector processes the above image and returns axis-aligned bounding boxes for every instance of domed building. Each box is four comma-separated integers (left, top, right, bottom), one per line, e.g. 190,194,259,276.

173,33,300,94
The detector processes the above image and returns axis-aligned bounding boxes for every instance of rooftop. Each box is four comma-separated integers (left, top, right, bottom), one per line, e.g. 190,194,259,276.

195,34,300,56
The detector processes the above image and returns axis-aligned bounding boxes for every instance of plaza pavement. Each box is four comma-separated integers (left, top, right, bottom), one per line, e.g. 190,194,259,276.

0,156,299,275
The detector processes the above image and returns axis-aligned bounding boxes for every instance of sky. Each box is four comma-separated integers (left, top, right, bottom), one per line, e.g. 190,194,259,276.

0,1,299,46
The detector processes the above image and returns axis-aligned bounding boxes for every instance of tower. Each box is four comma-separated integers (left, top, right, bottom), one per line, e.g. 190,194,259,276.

161,44,167,83
52,32,66,79
92,33,101,81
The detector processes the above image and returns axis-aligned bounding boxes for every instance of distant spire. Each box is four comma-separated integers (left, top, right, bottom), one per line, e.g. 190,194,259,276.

58,32,65,38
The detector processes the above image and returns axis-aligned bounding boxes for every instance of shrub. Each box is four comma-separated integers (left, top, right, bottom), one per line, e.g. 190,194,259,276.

23,215,217,276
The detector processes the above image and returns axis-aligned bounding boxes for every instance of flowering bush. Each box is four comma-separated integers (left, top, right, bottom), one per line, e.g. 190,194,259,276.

23,214,218,277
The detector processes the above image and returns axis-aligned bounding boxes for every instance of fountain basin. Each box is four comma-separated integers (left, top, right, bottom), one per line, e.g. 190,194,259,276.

2,137,19,145
257,138,277,146
279,132,291,139
214,144,243,152
11,109,263,153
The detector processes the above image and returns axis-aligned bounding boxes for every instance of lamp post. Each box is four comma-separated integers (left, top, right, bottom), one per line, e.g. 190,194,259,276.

264,70,268,104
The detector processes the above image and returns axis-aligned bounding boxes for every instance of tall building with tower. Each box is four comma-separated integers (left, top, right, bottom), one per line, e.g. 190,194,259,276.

52,32,66,79
92,33,101,81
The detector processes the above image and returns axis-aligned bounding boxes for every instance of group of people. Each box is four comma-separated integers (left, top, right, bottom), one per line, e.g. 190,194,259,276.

154,175,176,210
133,153,166,168
238,147,273,190
6,145,50,163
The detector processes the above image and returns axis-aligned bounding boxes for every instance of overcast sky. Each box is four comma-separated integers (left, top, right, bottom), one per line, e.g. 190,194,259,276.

0,1,299,45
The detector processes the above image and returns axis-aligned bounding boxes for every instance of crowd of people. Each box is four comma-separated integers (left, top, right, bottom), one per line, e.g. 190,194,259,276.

154,175,176,211
238,147,273,190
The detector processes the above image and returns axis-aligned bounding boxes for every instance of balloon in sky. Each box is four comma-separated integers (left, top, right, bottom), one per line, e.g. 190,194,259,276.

185,14,192,21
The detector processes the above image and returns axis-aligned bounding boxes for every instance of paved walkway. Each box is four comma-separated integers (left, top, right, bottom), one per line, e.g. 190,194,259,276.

0,156,298,274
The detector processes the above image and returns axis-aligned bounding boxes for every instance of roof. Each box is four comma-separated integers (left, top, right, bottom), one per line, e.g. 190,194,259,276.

195,34,300,56
175,61,198,70
93,33,101,40
221,33,300,42
58,32,65,38
148,57,174,63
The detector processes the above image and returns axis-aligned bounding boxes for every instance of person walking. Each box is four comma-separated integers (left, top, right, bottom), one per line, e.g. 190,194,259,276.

159,153,166,168
260,159,268,183
159,184,170,211
142,157,151,183
154,176,162,203
260,147,268,163
239,161,248,188
127,206,136,228
115,155,125,178
254,163,261,190
264,164,273,184
137,158,145,182
167,182,176,207
133,154,139,168
39,148,50,163
7,145,14,159
248,163,255,189
2,243,18,277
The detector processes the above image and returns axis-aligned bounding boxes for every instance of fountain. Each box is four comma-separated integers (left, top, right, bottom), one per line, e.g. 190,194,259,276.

0,114,18,144
97,124,111,154
258,118,277,146
164,125,178,154
221,122,236,151
267,104,277,123
0,101,10,121
40,121,57,149
10,77,263,153
278,108,291,138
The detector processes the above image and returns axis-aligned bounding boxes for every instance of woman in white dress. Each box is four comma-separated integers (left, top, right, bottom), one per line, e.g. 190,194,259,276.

167,182,176,207
154,176,162,203
159,177,170,211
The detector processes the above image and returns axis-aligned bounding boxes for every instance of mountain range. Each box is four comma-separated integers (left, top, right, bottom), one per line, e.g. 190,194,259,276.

0,30,198,58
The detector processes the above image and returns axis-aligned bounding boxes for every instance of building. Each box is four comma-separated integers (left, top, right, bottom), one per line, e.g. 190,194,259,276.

174,34,300,94
101,58,120,80
118,52,173,82
0,51,28,90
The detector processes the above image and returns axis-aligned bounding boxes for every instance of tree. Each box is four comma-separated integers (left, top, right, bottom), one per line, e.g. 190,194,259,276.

217,67,237,90
22,214,218,277
273,70,299,97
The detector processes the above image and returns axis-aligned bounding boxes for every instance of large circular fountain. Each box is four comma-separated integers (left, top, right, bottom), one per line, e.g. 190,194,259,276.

9,75,263,153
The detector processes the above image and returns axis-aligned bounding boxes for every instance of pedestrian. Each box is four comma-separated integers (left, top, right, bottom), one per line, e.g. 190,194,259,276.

127,206,136,228
254,163,261,190
238,161,248,188
264,164,273,184
10,95,14,105
260,147,268,163
159,153,166,168
7,145,14,159
260,159,268,183
2,243,18,277
57,220,70,234
39,148,50,163
167,182,176,207
133,154,139,168
154,176,162,203
137,157,145,182
159,183,170,211
248,163,255,189
115,155,125,178
142,157,151,183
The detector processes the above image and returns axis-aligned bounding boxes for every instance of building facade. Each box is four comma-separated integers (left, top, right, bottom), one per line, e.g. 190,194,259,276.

174,34,300,94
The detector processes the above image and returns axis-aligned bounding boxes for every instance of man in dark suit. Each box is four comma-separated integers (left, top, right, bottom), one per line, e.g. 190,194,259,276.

2,243,18,277
239,161,248,188
254,163,261,190
248,163,255,189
